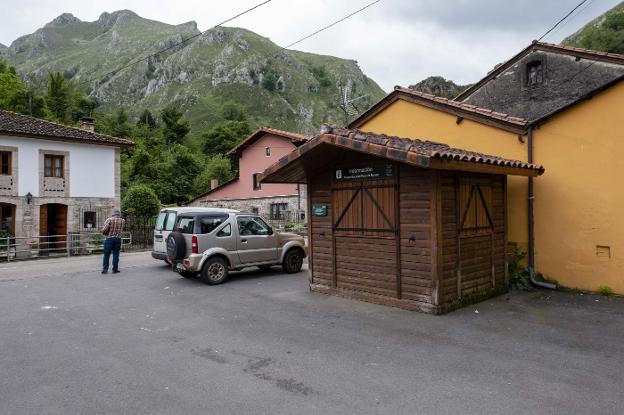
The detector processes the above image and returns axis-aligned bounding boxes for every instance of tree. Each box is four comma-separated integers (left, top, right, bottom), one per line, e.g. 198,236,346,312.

193,155,233,195
113,108,132,137
46,72,70,122
122,184,161,217
137,109,157,129
161,105,190,145
201,120,250,156
221,100,246,121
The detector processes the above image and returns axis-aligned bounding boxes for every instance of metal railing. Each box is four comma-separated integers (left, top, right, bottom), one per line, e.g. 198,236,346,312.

0,232,133,262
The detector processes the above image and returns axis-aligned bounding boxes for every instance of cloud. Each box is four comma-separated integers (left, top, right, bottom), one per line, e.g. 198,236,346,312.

1,0,621,90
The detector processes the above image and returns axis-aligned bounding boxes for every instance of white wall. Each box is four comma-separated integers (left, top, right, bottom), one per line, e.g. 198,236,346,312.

0,134,116,198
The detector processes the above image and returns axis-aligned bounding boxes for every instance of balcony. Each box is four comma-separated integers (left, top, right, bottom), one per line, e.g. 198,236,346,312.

0,175,14,196
43,177,66,193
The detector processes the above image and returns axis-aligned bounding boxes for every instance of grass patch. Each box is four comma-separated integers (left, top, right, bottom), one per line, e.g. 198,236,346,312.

598,285,614,296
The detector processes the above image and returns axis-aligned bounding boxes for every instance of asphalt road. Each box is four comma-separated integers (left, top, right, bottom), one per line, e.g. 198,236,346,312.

0,253,623,415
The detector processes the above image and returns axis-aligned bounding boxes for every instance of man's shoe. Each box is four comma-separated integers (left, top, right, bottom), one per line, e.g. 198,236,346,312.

112,270,120,274
102,270,108,274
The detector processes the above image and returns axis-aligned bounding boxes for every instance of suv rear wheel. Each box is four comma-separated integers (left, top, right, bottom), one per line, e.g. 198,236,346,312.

199,257,229,285
282,248,303,274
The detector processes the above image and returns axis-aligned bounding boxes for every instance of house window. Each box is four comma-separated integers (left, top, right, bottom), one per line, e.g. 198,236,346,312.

83,211,96,229
253,173,261,191
251,207,259,214
44,155,64,178
527,61,543,86
270,203,288,220
265,147,271,157
0,151,11,175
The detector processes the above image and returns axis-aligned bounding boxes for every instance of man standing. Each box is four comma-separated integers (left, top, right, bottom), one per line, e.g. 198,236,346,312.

101,209,125,274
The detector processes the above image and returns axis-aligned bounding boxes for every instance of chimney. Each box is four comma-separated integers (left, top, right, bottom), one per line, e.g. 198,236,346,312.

80,117,95,132
210,179,219,190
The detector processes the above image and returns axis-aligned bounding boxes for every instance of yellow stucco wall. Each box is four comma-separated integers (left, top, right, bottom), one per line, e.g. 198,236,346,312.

357,99,530,248
533,81,624,292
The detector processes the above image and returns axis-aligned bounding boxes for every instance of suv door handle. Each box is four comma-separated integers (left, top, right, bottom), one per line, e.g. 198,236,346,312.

241,239,247,243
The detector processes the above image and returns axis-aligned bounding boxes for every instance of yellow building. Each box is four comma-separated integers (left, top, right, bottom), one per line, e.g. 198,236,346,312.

350,77,624,293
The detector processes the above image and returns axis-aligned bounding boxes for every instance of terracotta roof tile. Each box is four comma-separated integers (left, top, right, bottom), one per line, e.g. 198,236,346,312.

392,87,529,127
259,126,544,183
325,126,543,173
227,127,311,156
0,110,133,147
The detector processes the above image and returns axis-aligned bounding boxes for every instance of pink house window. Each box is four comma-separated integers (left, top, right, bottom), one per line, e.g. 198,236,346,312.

265,147,271,157
253,173,261,190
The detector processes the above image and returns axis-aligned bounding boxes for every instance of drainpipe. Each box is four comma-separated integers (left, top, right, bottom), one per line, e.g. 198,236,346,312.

527,126,557,289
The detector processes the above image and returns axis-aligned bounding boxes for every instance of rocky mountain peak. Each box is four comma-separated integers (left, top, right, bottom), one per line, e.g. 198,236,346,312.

45,13,82,27
96,10,140,28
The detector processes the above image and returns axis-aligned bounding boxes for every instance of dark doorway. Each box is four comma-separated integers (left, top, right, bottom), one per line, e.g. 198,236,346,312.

40,203,67,255
0,203,15,236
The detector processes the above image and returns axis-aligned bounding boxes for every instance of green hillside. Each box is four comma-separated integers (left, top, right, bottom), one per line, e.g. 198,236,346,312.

562,2,624,54
4,10,386,136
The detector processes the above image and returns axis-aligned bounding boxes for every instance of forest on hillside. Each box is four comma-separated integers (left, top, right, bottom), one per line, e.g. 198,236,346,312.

0,59,245,213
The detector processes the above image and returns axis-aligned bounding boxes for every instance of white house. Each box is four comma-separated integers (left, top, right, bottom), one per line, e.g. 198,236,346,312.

0,110,133,245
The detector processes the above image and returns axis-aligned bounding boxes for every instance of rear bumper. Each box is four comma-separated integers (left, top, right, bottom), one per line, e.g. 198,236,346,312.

175,254,203,273
151,251,168,261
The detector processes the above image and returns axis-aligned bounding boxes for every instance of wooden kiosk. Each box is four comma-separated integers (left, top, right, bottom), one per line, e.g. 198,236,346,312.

260,127,544,314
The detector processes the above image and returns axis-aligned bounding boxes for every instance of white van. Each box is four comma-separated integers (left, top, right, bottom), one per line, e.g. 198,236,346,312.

152,207,237,263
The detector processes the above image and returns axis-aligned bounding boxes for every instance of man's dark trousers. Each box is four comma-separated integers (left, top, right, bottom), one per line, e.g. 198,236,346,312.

103,237,122,272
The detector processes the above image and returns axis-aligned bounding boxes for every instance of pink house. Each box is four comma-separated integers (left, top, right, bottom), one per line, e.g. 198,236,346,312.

188,128,309,223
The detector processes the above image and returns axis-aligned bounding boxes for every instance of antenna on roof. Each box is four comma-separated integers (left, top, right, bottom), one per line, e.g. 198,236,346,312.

337,82,368,126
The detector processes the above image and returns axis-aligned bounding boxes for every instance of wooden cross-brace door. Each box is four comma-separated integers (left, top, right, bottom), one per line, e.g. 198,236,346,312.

332,178,397,237
455,177,496,298
331,177,399,297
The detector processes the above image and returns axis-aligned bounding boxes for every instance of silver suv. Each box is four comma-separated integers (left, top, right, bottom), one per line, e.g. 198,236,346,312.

166,211,308,285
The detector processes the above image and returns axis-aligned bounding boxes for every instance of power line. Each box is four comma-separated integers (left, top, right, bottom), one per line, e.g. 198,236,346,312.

281,0,382,50
78,0,273,87
541,0,594,42
538,0,589,42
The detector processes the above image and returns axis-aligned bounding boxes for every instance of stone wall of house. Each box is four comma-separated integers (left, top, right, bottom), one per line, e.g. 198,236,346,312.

190,185,308,226
198,192,307,227
1,195,118,240
462,51,624,120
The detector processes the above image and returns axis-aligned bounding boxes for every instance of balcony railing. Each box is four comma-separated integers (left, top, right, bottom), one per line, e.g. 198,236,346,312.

0,233,133,262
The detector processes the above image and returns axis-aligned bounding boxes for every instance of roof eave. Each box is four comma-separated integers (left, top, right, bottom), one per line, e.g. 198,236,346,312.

0,131,134,148
349,90,528,134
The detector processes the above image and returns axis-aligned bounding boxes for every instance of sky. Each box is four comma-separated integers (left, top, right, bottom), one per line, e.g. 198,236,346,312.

1,0,622,91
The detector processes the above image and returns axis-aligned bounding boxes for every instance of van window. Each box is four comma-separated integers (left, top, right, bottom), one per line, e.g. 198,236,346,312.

155,212,167,231
199,215,228,234
164,212,177,231
176,217,195,234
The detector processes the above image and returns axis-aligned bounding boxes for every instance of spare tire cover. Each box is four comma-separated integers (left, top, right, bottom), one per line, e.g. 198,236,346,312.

167,232,187,260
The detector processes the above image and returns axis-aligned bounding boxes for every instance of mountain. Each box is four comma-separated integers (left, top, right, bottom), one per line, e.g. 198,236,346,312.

3,10,386,135
408,76,470,99
562,2,624,54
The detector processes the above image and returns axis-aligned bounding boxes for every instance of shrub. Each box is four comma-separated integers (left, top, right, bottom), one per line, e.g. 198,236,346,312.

122,184,161,218
598,285,614,296
508,247,530,290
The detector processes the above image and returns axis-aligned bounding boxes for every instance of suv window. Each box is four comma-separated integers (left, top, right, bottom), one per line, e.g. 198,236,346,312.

176,217,195,234
199,215,228,234
217,223,231,237
237,216,271,236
